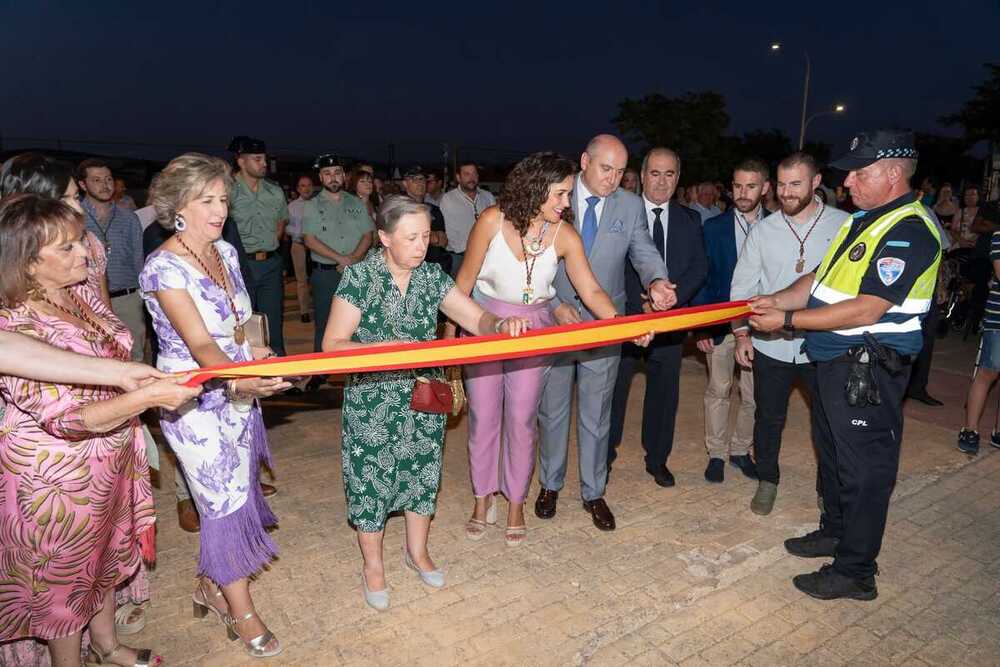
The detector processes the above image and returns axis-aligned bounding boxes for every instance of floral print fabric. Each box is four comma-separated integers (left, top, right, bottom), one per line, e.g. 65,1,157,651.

335,251,454,532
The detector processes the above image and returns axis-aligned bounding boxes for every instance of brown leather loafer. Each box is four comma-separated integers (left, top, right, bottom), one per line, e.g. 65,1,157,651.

260,483,278,498
534,488,558,519
177,499,200,533
582,498,616,531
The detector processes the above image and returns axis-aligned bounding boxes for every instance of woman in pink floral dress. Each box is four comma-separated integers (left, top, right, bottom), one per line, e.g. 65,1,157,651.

0,195,199,667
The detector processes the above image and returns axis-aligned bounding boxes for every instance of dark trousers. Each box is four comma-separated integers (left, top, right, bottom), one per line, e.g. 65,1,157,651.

907,304,939,395
813,357,911,579
608,338,683,469
751,351,818,485
310,264,342,352
246,254,285,356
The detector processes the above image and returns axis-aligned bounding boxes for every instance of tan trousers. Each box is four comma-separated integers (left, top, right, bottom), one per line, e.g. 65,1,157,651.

704,333,754,458
291,241,311,316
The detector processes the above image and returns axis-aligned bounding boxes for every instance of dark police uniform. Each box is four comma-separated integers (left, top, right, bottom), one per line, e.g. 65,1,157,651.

793,131,942,599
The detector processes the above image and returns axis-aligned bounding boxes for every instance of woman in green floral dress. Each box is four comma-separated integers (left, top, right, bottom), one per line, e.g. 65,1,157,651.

323,196,531,610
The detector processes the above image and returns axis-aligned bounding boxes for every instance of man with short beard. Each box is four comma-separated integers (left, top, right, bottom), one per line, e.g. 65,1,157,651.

76,158,146,360
227,136,289,356
731,152,845,515
440,160,496,277
695,159,773,484
302,154,373,352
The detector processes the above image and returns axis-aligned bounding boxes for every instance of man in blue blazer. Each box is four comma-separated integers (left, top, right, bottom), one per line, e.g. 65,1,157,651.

536,135,677,531
608,148,707,486
693,159,772,483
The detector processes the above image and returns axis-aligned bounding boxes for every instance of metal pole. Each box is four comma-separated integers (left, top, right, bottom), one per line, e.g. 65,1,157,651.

798,52,811,150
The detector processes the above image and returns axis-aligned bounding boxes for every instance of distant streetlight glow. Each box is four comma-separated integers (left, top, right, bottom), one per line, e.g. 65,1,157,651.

770,42,781,51
835,104,846,113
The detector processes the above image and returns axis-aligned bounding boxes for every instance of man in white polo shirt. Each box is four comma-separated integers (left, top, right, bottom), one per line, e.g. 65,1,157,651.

439,160,495,277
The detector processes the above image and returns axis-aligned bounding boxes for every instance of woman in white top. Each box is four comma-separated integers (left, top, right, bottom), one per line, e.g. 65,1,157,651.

446,152,647,546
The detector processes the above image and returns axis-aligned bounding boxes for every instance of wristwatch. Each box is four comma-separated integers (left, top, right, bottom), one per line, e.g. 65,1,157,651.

783,310,796,333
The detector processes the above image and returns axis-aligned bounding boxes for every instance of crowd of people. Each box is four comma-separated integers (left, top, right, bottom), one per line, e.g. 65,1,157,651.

0,126,995,665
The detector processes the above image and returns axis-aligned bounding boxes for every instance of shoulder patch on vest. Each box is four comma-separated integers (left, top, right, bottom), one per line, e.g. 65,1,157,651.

877,257,905,286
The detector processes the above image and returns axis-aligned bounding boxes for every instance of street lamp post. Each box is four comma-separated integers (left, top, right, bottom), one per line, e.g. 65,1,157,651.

771,43,813,150
802,104,847,145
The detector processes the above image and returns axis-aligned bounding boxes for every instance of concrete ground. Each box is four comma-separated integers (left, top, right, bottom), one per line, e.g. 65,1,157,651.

140,300,1000,666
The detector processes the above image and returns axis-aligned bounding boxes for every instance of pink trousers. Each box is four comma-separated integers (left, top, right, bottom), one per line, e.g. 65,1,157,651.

465,294,555,503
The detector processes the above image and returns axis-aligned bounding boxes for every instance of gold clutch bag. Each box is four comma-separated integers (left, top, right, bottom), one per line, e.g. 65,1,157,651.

447,366,466,416
244,313,270,349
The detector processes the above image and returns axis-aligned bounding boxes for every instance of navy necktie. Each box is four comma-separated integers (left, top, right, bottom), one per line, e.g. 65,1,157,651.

652,207,665,259
582,196,600,255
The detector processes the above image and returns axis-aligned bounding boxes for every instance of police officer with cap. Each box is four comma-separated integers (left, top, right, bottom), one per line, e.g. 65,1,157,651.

748,130,941,600
227,135,289,356
301,153,374,352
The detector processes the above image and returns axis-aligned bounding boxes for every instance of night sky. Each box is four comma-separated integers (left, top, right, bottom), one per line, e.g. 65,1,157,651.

3,1,997,167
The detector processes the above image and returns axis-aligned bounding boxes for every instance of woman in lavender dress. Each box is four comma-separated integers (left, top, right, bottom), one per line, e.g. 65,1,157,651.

140,154,289,660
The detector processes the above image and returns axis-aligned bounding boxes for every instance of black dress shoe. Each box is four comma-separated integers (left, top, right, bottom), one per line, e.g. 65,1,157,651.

907,391,944,407
534,488,558,519
728,454,758,479
582,498,616,531
793,564,877,601
646,464,676,487
300,313,312,323
785,529,839,558
704,458,725,483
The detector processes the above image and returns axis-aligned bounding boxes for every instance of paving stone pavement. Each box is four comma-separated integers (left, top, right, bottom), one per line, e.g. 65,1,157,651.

137,320,1000,666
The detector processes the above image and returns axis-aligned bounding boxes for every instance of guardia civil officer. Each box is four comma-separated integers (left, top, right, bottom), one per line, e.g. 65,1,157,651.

227,135,289,356
748,130,941,600
301,154,374,352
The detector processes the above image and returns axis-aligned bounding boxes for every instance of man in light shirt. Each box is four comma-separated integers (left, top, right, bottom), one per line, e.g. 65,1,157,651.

690,182,722,222
730,152,846,515
439,160,495,277
287,174,315,323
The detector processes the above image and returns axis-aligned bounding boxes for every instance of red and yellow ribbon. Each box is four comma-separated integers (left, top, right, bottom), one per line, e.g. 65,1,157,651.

186,301,750,386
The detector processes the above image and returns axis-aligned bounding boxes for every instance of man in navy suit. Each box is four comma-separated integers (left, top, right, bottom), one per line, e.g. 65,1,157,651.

608,148,708,486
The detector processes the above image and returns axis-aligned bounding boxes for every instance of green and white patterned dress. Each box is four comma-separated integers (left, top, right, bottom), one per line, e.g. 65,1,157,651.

334,251,455,532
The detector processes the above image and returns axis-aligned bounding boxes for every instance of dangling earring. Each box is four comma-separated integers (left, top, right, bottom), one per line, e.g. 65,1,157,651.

174,214,187,232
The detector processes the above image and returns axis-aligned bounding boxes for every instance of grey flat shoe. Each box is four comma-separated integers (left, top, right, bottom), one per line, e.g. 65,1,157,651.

751,481,778,516
362,571,390,611
403,548,445,589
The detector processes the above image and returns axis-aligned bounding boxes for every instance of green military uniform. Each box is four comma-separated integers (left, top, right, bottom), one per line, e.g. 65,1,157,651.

228,174,290,355
302,191,374,351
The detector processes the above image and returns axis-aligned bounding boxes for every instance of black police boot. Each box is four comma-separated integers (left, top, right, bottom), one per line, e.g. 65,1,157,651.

793,564,877,601
784,529,839,558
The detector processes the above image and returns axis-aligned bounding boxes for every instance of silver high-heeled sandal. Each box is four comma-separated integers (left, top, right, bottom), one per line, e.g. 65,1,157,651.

403,546,446,589
192,580,231,635
362,570,390,611
224,611,283,658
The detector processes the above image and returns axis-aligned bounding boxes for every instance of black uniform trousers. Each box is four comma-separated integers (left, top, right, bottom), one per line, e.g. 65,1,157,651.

608,336,683,469
751,351,819,485
813,355,911,579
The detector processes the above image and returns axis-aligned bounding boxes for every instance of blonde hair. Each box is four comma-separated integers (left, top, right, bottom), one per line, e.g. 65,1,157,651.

149,153,232,229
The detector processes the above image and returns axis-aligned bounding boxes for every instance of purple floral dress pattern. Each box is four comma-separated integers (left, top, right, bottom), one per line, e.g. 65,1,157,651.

140,241,277,585
0,285,151,642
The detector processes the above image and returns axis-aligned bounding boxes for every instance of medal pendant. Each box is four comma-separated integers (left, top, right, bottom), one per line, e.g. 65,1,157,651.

528,240,541,255
795,257,805,273
234,326,246,345
522,288,532,304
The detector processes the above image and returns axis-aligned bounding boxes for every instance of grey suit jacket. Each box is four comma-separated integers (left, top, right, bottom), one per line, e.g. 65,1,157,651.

551,177,668,321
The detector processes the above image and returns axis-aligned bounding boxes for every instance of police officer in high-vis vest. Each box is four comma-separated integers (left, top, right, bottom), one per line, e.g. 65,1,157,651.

227,135,289,356
748,130,941,601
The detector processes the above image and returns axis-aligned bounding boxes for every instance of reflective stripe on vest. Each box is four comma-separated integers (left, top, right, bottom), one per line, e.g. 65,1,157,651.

811,200,941,339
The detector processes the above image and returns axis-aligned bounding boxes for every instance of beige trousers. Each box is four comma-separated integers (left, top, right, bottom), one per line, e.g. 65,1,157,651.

703,333,754,459
111,290,147,362
291,241,311,316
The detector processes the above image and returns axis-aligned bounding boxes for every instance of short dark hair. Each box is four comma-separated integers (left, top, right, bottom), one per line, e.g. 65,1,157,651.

0,194,84,306
76,158,111,182
455,160,478,174
497,152,576,235
0,153,74,200
734,158,769,182
777,152,818,177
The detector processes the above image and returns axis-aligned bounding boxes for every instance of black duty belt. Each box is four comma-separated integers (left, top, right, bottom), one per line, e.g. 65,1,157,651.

109,287,138,298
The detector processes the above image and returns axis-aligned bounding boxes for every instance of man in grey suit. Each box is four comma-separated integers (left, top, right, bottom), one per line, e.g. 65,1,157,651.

535,134,677,531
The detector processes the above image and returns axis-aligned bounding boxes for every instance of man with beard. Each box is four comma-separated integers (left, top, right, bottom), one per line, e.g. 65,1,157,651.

608,147,707,487
731,152,845,515
76,158,146,360
400,165,450,272
440,160,496,277
227,136,289,355
695,159,772,484
535,134,677,531
302,154,374,352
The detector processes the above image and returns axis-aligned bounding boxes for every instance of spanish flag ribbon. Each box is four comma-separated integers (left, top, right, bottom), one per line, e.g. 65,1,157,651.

186,301,751,386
